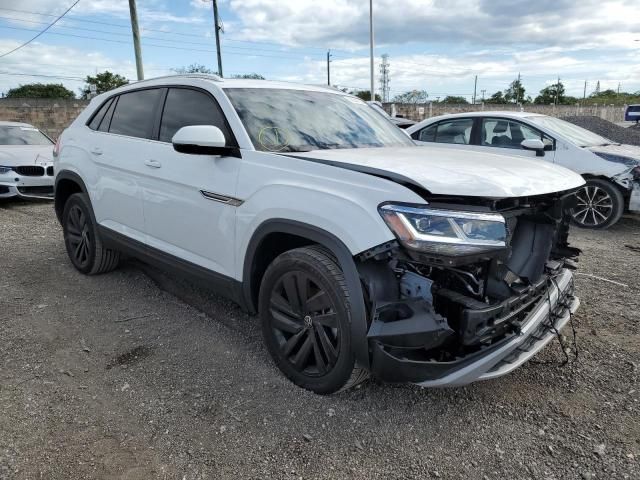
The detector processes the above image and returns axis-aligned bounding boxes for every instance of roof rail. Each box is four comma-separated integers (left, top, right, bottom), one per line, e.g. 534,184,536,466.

132,73,223,84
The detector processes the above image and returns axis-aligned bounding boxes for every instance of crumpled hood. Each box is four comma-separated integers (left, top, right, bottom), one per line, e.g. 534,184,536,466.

587,144,640,169
285,146,584,198
0,145,53,167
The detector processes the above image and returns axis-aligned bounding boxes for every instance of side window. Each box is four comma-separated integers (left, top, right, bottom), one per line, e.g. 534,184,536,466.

414,119,473,144
109,88,162,139
416,124,437,142
159,88,233,144
98,97,117,132
87,98,113,130
482,118,553,150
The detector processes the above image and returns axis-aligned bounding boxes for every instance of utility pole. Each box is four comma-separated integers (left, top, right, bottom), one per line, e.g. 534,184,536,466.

555,76,560,105
128,0,144,80
369,0,375,101
516,72,521,104
326,50,331,85
583,80,587,100
212,0,223,77
472,75,477,104
617,82,621,95
481,89,486,102
379,54,390,102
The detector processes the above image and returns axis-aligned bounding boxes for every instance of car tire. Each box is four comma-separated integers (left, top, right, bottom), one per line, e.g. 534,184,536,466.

62,193,120,275
259,245,368,394
572,178,624,229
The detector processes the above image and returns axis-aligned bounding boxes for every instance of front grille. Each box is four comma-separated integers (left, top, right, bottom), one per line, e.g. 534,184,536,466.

0,185,9,194
17,186,54,197
46,166,54,176
15,166,45,176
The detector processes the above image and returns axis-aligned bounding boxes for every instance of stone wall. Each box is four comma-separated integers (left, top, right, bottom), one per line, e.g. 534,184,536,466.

0,98,90,139
383,102,627,123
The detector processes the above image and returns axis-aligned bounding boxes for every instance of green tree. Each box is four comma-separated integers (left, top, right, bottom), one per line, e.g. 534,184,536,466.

81,71,129,98
6,83,75,99
534,81,566,105
231,73,265,79
392,89,428,103
504,79,526,103
173,64,215,74
440,95,468,104
351,90,381,101
486,91,507,104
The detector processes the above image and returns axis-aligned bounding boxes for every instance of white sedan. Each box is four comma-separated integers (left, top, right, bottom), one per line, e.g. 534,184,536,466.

0,121,55,200
407,111,640,229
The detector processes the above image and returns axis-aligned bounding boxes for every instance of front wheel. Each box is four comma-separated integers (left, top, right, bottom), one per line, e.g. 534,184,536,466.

258,246,368,394
572,178,624,229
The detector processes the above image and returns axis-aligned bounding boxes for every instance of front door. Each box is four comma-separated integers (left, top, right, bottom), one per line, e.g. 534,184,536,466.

140,87,241,279
476,117,556,162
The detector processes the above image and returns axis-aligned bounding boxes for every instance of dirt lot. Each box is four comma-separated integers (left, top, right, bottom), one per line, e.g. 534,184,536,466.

1,200,639,480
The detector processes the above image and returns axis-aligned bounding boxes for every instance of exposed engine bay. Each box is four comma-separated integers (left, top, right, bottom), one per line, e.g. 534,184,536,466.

358,189,581,382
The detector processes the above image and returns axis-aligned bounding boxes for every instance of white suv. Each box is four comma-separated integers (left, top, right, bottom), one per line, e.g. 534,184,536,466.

54,75,585,394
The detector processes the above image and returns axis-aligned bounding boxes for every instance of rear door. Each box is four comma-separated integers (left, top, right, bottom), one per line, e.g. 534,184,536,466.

88,88,164,243
140,86,241,278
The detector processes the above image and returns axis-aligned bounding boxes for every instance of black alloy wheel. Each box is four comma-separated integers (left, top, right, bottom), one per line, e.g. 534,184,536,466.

259,246,367,394
66,204,92,269
268,270,340,377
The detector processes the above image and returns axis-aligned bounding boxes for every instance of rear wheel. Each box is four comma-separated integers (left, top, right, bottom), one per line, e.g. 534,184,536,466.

62,193,120,274
259,246,367,394
572,178,624,229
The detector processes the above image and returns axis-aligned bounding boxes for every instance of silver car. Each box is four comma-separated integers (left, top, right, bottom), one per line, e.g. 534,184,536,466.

0,121,55,200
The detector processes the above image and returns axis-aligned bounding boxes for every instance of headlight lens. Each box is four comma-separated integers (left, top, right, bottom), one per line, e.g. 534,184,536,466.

379,204,507,256
0,166,12,174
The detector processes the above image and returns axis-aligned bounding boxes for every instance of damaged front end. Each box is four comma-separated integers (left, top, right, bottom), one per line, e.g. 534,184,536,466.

358,190,581,386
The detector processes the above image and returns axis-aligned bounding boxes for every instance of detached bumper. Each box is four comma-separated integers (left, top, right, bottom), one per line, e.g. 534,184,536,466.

0,169,54,200
369,268,579,387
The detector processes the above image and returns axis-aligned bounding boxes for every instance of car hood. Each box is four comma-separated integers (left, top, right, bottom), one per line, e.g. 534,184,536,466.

587,144,640,169
0,145,53,166
285,146,584,198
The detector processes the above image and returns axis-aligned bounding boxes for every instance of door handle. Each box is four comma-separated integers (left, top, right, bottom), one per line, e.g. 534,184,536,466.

144,159,162,168
90,147,103,155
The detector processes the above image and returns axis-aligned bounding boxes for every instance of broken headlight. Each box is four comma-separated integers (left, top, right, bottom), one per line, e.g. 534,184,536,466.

379,204,507,256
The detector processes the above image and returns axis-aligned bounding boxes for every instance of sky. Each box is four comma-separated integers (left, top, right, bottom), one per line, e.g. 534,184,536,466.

0,0,638,101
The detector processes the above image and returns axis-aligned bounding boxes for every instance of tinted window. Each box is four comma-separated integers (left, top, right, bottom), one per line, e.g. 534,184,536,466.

0,126,52,145
482,118,553,149
109,89,162,139
159,88,232,143
98,98,117,132
417,119,473,145
88,98,112,130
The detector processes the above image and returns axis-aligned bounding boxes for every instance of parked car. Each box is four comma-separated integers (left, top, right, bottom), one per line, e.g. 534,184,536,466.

625,104,640,123
0,121,55,199
367,101,416,128
54,75,584,394
407,112,640,229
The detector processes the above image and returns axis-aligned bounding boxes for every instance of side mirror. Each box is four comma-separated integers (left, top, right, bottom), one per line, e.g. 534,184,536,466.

520,138,545,157
172,125,240,157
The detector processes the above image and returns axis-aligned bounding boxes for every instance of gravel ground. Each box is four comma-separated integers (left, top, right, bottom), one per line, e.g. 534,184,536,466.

1,201,639,480
562,116,640,146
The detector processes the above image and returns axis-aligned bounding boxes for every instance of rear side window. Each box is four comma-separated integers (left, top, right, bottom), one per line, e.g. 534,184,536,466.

98,98,117,132
87,98,113,130
109,88,162,139
159,88,233,144
415,119,473,145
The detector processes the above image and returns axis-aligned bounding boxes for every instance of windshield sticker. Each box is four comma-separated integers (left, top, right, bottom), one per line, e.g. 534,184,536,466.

258,126,291,152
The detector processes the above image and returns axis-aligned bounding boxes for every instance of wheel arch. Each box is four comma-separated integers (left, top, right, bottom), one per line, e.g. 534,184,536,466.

54,170,89,224
242,219,370,369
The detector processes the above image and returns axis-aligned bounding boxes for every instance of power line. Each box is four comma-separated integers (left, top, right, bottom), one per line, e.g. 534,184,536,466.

0,0,80,59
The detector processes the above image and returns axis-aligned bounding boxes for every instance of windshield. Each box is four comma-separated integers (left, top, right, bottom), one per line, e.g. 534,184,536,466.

528,116,613,147
224,88,414,152
0,126,52,146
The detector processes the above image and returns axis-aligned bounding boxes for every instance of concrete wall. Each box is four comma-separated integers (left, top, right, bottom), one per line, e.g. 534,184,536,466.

0,98,90,139
384,102,626,123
